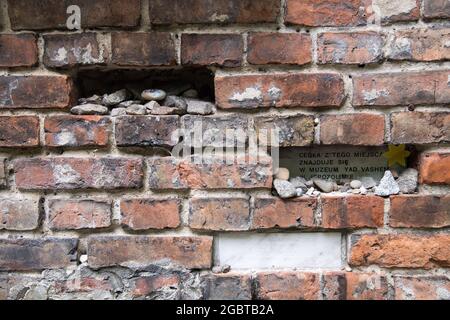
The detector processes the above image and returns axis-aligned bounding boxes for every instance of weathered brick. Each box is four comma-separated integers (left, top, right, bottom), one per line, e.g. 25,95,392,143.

131,274,180,299
14,157,143,190
353,71,450,107
149,0,280,25
391,112,450,144
252,196,316,229
374,0,420,24
48,199,112,230
256,272,320,300
8,0,141,30
322,196,384,229
189,197,250,231
317,32,384,65
0,158,5,188
390,195,450,228
181,34,243,67
323,272,389,300
0,75,74,109
43,33,108,68
115,116,179,148
423,0,450,20
215,73,345,109
255,115,315,147
148,156,272,190
0,238,78,271
419,152,450,185
0,116,40,148
394,276,450,300
349,234,450,269
388,28,450,62
285,0,370,27
247,33,312,65
0,33,38,67
202,274,252,300
44,116,111,148
320,114,385,146
87,236,213,269
0,198,40,231
111,32,176,67
121,198,181,231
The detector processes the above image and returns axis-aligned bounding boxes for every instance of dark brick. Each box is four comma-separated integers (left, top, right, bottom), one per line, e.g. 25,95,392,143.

0,33,38,67
0,116,40,148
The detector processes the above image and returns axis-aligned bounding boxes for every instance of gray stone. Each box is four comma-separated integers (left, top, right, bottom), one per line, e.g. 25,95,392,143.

313,178,335,193
141,89,166,101
290,176,307,189
296,188,304,197
126,104,147,115
397,168,418,194
375,171,400,197
150,105,180,115
144,100,160,111
306,187,315,196
340,184,351,192
305,180,314,187
164,95,187,113
360,186,368,195
361,176,377,189
110,107,127,117
350,180,362,189
274,179,296,199
70,104,109,115
182,89,199,98
352,189,361,194
78,94,102,105
186,99,215,115
118,100,142,108
102,89,129,106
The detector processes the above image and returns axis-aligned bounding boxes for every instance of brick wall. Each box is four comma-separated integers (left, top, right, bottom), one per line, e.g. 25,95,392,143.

0,0,449,300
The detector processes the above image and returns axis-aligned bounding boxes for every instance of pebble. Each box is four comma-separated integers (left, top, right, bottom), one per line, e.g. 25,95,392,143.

296,188,304,197
306,187,315,196
141,89,166,101
186,99,215,115
126,104,147,115
212,265,231,274
397,168,418,194
78,94,102,105
290,176,308,189
71,104,109,115
182,89,199,98
275,168,290,181
150,105,180,115
110,107,127,117
102,89,129,106
164,95,188,113
274,179,297,199
361,176,377,189
305,180,314,188
79,255,88,264
313,178,335,193
375,170,400,197
360,186,368,195
118,100,142,108
350,180,362,189
144,100,160,111
352,189,361,194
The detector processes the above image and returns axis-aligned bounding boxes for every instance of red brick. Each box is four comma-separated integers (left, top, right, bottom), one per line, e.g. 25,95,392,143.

131,274,180,299
423,0,450,20
323,272,389,300
254,115,315,147
111,32,176,67
0,198,40,231
285,0,370,27
8,0,141,30
349,234,450,269
318,32,384,65
115,115,179,147
149,0,280,25
189,197,250,231
181,34,243,67
148,156,272,190
390,195,450,228
391,112,450,144
0,33,38,67
215,73,345,109
0,238,78,271
322,196,384,229
353,71,450,107
44,116,111,148
419,152,450,185
202,274,252,300
14,157,143,190
394,276,450,300
0,75,74,109
320,114,385,146
43,33,108,68
0,116,40,148
87,236,213,269
120,198,181,231
388,28,450,62
256,272,320,300
52,272,116,298
48,199,112,230
247,33,312,65
252,196,316,229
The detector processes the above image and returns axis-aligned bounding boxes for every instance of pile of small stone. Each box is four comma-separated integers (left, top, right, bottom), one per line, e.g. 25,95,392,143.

71,88,215,116
273,167,418,199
